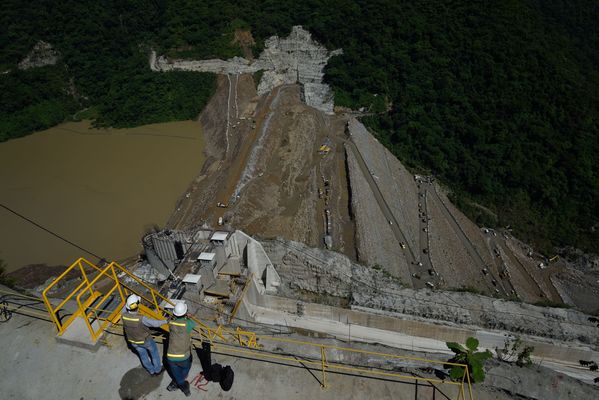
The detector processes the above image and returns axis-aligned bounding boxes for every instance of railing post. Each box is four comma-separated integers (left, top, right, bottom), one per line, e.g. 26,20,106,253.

465,366,473,400
76,290,95,341
78,260,94,298
112,264,125,305
458,366,467,400
151,290,159,313
320,346,327,389
415,379,418,400
41,294,62,334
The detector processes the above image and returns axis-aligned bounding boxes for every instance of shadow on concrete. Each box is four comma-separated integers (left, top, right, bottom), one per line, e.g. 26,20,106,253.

211,349,453,400
118,367,162,400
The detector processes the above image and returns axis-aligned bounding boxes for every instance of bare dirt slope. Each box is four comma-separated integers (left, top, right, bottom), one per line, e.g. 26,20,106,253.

167,75,595,310
167,75,355,255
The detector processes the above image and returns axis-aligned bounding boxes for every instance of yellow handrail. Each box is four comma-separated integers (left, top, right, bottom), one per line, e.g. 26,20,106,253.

229,273,253,323
42,258,474,398
75,262,123,341
41,258,103,335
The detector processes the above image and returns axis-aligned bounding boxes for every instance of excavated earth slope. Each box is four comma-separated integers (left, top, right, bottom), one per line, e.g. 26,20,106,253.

160,25,597,312
166,75,355,255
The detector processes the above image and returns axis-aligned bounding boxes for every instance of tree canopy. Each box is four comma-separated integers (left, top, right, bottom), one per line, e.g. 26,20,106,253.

1,0,597,252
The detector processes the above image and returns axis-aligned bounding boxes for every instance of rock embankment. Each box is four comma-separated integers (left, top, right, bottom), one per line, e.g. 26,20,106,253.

18,41,60,70
262,238,599,349
150,26,342,114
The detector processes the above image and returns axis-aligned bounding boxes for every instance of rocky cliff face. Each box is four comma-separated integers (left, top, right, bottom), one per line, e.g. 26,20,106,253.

256,26,342,114
150,26,342,114
262,238,599,348
18,41,60,70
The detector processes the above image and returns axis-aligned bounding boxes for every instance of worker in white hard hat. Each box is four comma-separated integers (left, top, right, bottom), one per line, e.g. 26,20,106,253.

165,301,197,397
122,294,167,375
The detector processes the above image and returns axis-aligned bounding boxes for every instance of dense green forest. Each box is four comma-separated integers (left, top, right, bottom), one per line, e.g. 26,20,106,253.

1,0,597,253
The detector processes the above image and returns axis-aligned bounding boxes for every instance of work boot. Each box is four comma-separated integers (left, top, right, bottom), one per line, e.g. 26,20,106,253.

166,381,178,391
182,381,191,397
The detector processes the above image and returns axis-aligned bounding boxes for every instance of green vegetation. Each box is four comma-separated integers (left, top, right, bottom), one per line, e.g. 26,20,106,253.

1,0,597,253
496,336,535,367
578,360,599,384
1,0,217,139
445,337,493,383
0,65,79,141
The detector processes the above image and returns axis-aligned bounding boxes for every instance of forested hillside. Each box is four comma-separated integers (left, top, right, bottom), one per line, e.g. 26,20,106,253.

1,0,597,252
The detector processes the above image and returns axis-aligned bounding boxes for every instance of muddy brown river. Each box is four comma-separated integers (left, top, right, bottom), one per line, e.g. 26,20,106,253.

0,120,204,272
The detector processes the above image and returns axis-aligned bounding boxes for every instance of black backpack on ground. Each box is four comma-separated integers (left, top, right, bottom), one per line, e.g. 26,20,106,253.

195,341,234,390
220,365,234,391
210,363,223,382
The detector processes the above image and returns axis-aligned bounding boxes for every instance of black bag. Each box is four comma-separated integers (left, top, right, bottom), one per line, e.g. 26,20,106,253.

206,363,223,382
210,363,223,382
220,365,234,391
197,342,213,380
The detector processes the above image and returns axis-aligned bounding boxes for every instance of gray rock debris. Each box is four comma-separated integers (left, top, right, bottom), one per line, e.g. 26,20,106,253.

262,238,599,349
150,26,342,114
483,359,599,400
18,41,60,70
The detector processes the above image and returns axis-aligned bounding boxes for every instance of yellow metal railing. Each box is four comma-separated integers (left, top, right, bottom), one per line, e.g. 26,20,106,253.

229,273,253,323
41,258,104,335
41,258,474,398
75,263,126,342
229,336,474,397
41,259,257,346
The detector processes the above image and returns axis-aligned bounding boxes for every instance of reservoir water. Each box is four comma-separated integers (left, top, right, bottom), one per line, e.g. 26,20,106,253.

0,120,204,272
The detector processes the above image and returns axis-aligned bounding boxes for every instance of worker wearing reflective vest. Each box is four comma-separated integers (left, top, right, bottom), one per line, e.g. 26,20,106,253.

166,301,197,397
122,294,167,375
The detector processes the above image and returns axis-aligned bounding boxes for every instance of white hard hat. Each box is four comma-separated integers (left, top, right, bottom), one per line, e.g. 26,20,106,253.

126,294,141,310
173,301,188,317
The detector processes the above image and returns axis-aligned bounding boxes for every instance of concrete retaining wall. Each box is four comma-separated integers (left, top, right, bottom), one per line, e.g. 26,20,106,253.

240,282,599,369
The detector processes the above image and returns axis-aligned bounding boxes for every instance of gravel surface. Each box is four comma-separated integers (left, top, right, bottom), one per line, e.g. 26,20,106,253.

347,119,420,251
345,145,412,283
427,191,486,291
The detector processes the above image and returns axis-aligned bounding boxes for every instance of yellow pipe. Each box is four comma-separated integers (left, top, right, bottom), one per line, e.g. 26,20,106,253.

42,257,107,334
229,273,253,323
2,303,52,320
0,288,45,301
208,343,461,385
321,346,327,388
466,366,474,400
112,264,126,307
254,336,467,368
42,258,84,295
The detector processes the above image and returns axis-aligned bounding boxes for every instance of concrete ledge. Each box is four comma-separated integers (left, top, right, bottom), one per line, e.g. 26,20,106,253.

55,317,103,352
